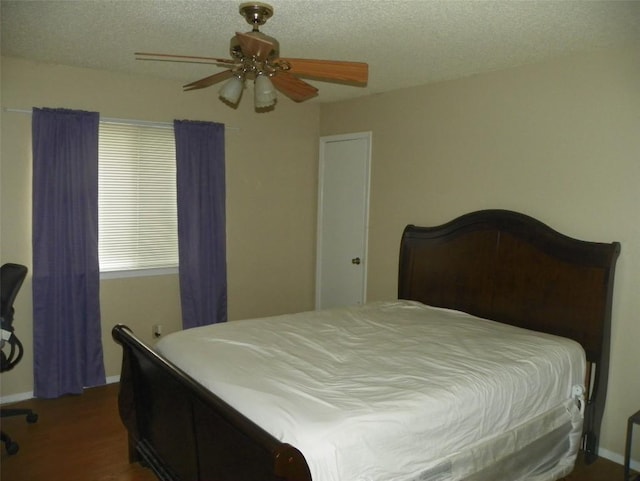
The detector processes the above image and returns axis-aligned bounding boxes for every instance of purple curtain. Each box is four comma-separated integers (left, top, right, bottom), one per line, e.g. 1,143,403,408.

174,120,227,328
32,108,105,398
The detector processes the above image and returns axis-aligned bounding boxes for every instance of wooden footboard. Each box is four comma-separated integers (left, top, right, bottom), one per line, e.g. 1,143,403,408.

112,324,312,481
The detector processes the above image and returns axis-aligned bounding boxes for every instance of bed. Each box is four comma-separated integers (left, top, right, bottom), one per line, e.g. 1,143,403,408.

112,209,620,481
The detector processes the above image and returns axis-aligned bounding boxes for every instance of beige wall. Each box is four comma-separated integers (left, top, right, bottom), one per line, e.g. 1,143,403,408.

320,47,640,462
1,56,320,394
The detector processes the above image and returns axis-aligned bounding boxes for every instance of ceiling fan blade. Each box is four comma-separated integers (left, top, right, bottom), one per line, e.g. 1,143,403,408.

271,72,319,102
136,52,237,67
235,32,275,61
279,58,368,85
183,70,234,91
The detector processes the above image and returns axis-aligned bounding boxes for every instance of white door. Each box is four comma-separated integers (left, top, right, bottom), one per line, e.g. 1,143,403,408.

316,132,371,309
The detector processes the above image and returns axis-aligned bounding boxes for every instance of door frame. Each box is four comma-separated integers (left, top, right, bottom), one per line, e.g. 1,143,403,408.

315,131,372,309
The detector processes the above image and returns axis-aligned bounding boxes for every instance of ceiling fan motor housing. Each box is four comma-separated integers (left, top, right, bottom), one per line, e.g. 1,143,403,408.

232,3,279,64
229,31,279,61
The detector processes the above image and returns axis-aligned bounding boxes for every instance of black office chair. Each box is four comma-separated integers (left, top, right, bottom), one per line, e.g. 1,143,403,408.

1,263,37,455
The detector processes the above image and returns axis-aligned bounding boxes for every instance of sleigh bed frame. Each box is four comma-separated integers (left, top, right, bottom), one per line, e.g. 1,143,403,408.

112,209,620,481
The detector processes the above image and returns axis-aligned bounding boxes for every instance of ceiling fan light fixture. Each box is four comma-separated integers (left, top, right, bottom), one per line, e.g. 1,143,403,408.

219,75,245,105
254,73,277,108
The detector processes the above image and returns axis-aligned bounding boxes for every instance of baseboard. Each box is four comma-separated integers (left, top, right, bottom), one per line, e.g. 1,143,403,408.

0,390,33,404
0,375,121,405
599,447,639,471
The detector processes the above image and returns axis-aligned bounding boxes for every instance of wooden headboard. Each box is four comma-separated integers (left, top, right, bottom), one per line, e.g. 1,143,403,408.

398,209,620,462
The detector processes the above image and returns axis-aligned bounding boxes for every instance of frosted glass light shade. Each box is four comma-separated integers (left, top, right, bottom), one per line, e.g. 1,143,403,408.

254,74,277,108
219,76,244,104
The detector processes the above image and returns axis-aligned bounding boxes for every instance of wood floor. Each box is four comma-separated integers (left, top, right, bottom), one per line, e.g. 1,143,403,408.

0,383,633,480
1,383,155,481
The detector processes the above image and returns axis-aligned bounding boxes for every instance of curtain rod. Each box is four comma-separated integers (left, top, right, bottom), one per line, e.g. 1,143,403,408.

2,108,240,133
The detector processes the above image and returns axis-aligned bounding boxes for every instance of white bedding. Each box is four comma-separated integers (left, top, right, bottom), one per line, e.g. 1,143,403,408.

155,300,586,481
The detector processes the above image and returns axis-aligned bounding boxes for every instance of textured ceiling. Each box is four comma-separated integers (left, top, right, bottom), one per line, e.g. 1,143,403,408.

2,0,639,103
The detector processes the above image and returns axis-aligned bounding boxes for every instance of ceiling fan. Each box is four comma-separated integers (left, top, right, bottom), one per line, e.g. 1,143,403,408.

135,2,368,109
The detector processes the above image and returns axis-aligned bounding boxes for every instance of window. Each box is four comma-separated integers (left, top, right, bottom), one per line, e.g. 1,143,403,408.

98,121,178,276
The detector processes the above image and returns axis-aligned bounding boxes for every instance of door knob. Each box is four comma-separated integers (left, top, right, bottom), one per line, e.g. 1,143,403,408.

351,257,361,265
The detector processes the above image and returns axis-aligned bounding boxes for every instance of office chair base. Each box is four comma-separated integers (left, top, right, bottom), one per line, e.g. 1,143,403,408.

0,408,38,454
1,431,19,455
1,408,38,423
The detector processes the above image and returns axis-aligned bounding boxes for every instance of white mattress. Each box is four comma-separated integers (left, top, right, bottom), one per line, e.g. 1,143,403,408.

155,300,586,481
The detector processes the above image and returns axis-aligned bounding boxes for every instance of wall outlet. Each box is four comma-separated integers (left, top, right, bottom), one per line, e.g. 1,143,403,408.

153,324,162,338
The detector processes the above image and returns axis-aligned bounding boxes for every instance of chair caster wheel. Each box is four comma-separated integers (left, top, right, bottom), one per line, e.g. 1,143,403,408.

5,440,19,455
26,412,38,423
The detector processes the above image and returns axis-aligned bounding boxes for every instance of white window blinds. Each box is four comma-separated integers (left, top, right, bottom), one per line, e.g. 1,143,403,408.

98,122,178,273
